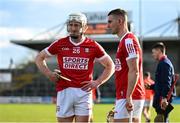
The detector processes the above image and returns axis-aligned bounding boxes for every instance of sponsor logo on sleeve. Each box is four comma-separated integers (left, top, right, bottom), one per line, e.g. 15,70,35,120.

125,38,137,58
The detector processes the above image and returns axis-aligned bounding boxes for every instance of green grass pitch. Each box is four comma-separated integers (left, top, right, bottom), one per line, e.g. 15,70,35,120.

0,104,180,122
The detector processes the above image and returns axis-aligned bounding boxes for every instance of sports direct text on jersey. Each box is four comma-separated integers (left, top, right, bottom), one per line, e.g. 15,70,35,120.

63,57,89,70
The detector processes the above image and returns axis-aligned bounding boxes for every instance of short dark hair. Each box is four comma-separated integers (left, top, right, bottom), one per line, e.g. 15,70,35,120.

152,42,166,53
108,8,127,18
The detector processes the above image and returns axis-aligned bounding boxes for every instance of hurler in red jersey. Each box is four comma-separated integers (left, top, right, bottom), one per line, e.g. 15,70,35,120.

36,12,114,123
108,8,145,123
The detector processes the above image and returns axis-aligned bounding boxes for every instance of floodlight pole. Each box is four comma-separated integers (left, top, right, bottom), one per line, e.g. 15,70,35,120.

139,0,143,47
178,14,180,37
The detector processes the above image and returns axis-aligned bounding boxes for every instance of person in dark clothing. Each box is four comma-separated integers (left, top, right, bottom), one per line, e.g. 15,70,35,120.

151,42,175,122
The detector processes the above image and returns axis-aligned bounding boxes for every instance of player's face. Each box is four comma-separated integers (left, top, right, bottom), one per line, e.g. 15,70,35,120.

152,48,160,61
67,21,82,39
107,15,120,34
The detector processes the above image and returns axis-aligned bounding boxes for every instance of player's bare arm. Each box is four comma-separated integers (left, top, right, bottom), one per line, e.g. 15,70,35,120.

81,55,115,92
35,50,59,82
126,57,139,111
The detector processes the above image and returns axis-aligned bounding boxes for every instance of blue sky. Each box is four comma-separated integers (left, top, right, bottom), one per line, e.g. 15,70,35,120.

0,0,180,68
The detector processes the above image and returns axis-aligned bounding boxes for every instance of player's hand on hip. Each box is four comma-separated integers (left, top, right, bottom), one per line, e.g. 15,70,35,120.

47,70,60,82
161,98,168,110
81,80,99,92
126,96,133,112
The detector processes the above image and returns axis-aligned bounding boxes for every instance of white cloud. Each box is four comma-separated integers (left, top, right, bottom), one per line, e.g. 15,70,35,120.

0,27,56,48
0,41,10,48
0,26,66,69
0,27,35,48
0,27,34,39
0,26,67,48
0,27,40,68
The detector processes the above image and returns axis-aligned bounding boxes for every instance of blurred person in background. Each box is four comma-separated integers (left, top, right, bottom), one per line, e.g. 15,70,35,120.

143,72,154,122
151,42,175,122
35,12,114,123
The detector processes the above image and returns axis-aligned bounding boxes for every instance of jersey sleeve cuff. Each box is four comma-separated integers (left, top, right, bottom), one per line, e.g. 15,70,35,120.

44,48,53,56
96,53,109,61
126,54,138,61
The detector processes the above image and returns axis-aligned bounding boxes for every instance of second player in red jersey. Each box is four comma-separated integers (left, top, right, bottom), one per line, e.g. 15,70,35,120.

108,8,145,123
115,32,145,100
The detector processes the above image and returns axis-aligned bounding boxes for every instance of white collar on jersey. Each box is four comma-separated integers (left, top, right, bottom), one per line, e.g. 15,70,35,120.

69,36,86,46
119,31,131,42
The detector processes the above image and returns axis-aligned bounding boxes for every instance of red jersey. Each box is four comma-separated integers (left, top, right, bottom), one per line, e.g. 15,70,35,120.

144,77,154,100
115,32,145,100
45,36,106,92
